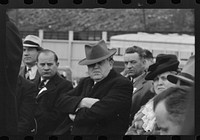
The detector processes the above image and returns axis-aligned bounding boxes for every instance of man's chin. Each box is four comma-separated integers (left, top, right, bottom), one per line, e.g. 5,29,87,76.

92,76,103,82
42,75,51,79
128,73,136,78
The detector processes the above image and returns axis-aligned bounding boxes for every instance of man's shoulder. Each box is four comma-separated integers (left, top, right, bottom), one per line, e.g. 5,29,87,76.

54,73,72,85
19,65,25,73
108,71,133,87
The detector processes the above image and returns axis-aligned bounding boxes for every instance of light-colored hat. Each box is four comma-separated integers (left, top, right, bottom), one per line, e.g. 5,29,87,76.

167,55,194,85
23,35,43,50
78,40,117,65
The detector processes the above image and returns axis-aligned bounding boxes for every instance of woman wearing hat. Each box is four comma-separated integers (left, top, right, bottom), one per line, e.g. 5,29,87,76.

126,54,180,135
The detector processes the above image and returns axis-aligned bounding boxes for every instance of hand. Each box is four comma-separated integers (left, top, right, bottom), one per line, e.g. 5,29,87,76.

69,114,76,121
78,97,100,108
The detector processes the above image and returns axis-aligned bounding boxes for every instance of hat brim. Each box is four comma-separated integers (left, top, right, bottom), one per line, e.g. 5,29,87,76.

145,62,179,80
167,74,194,85
23,44,38,47
23,44,43,50
78,49,117,65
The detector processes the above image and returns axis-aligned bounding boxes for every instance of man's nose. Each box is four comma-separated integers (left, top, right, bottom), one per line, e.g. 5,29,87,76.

127,62,133,68
93,63,100,68
43,64,49,70
23,50,29,55
158,78,164,85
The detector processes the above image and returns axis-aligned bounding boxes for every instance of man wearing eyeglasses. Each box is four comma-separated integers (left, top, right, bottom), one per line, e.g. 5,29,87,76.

56,40,133,135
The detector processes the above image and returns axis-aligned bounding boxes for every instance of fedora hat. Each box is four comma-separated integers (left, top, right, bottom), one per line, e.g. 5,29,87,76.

145,54,179,80
167,55,194,85
78,40,117,65
23,35,43,50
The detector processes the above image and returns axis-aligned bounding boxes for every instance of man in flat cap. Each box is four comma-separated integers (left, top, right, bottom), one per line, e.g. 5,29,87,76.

19,35,43,82
56,40,133,135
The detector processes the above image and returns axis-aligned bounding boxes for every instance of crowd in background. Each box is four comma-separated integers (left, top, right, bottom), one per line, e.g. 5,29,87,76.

3,14,194,136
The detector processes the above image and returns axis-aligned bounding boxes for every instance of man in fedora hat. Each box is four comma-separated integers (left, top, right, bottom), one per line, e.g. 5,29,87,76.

56,40,133,135
167,55,195,135
19,35,43,82
167,55,194,86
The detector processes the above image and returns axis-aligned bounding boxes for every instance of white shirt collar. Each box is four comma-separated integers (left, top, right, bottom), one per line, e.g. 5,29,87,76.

40,77,49,85
26,65,38,80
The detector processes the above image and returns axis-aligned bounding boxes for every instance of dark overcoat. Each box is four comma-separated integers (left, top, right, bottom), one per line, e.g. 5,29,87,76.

16,75,37,135
34,73,73,134
0,15,23,135
57,69,133,135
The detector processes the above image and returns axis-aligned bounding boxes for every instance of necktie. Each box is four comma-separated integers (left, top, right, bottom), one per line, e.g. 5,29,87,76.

38,79,47,90
25,68,31,80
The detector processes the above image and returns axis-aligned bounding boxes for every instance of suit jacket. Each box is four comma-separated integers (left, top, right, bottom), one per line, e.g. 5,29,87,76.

34,73,73,134
19,66,40,83
57,69,133,135
16,75,37,135
0,15,23,135
129,72,155,124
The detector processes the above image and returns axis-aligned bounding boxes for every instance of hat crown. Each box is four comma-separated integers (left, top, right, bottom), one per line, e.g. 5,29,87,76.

23,35,42,48
85,40,110,60
78,40,117,65
167,55,195,85
181,55,194,77
149,54,179,72
146,54,179,80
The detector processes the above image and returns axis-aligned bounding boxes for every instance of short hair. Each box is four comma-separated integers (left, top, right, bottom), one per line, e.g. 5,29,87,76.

153,86,191,125
125,46,145,59
37,49,58,62
143,49,153,60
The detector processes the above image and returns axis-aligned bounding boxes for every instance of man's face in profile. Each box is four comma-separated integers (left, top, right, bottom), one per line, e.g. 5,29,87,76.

155,101,182,135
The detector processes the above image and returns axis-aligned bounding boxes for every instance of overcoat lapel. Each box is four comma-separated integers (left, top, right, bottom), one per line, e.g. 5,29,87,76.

133,73,146,94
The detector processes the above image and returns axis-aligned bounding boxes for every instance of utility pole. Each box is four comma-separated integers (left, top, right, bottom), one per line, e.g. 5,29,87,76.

142,9,147,31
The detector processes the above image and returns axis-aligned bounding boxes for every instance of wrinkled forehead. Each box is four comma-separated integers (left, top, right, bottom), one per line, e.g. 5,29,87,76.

38,53,55,62
124,53,141,62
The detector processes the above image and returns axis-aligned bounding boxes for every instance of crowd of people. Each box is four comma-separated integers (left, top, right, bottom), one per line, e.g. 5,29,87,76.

3,15,194,136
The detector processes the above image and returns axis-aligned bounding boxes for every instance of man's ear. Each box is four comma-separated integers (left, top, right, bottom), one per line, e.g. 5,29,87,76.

143,58,147,64
57,62,59,67
109,59,114,67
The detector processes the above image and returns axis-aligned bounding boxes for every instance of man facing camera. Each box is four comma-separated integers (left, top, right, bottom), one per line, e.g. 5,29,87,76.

19,35,43,82
56,40,133,135
34,49,73,135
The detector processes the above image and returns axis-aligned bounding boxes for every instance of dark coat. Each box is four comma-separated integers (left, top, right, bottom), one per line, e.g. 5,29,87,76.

35,73,73,134
0,15,23,135
19,66,40,83
57,69,133,135
129,72,155,124
16,75,37,135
